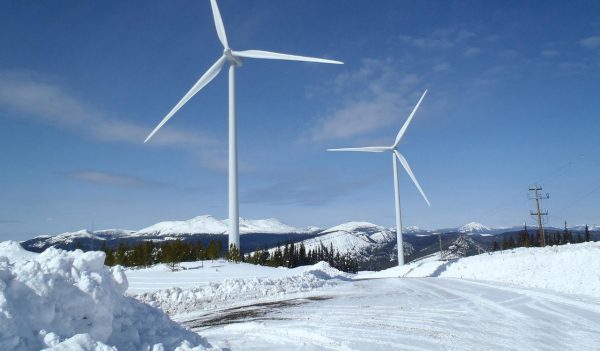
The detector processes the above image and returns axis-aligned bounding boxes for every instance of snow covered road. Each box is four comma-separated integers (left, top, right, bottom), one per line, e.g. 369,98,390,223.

181,277,600,350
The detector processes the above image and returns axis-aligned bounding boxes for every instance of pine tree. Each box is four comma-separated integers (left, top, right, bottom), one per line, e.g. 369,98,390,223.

491,241,499,251
585,225,591,242
116,242,128,266
228,244,241,263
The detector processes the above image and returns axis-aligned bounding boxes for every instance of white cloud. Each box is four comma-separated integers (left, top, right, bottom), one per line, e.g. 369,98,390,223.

64,170,164,188
0,70,227,172
579,36,600,49
399,28,475,49
306,58,423,142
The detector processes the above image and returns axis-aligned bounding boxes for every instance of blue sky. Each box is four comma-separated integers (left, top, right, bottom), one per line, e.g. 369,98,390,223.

1,0,600,240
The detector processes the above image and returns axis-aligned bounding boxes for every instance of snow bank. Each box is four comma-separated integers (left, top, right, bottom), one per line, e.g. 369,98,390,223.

360,242,600,297
0,241,214,350
135,262,347,316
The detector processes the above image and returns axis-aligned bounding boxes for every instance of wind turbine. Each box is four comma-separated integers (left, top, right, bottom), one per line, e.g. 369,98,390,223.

144,0,342,252
328,90,430,266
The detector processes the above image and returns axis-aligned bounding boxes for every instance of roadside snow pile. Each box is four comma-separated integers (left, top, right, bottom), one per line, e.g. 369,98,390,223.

0,240,36,262
0,241,214,351
135,262,347,315
361,241,600,297
440,242,600,297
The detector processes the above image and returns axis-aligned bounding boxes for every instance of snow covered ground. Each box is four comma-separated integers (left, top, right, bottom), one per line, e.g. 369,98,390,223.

123,242,600,350
2,240,600,350
360,241,600,297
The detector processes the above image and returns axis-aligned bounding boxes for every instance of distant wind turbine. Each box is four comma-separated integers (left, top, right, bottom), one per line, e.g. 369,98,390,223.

144,0,342,252
328,90,430,266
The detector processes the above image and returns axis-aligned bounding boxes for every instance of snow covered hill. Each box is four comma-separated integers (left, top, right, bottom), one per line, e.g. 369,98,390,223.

458,221,491,233
442,234,488,259
137,215,311,236
284,222,414,270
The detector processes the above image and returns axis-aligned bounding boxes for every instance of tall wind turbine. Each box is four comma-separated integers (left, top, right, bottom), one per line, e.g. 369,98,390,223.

144,0,342,252
328,90,430,266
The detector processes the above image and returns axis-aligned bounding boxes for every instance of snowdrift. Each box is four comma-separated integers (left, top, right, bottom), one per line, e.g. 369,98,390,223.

0,241,213,351
361,241,600,297
134,261,348,316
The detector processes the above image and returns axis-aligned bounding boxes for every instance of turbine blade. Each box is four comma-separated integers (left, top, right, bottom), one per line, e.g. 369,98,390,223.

394,150,431,206
327,146,390,152
393,89,428,147
210,0,229,48
144,56,226,143
233,50,343,64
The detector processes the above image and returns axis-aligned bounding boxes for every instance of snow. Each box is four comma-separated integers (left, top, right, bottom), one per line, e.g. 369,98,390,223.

5,238,600,350
0,240,36,262
360,241,600,297
282,221,414,259
458,221,491,233
133,262,347,316
0,241,213,350
132,215,308,236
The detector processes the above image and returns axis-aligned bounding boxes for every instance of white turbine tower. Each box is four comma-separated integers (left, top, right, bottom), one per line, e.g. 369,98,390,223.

144,0,342,252
328,90,430,266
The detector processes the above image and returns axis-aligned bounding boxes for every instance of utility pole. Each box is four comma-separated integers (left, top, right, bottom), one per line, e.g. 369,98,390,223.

529,185,549,246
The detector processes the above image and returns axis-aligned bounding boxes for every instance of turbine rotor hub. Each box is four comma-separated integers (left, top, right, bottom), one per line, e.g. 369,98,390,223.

224,48,242,66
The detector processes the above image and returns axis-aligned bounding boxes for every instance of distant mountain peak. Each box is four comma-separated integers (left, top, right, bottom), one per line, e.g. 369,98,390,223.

458,222,490,233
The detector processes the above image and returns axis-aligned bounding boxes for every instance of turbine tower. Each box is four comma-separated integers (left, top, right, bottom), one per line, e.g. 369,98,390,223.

328,90,430,266
144,0,342,251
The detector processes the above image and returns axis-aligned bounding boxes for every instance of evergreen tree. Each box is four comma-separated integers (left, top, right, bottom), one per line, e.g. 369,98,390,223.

491,241,500,252
228,244,241,263
585,224,591,242
116,242,128,266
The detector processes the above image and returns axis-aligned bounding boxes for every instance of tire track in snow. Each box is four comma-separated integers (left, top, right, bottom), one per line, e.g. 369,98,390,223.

183,277,600,350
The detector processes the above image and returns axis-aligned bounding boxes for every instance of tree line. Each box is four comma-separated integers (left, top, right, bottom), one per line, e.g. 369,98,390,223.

99,238,359,273
490,224,593,251
244,241,359,273
101,239,224,269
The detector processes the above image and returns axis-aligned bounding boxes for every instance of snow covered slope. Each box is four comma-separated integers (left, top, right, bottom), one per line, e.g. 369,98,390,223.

362,241,600,297
286,222,414,269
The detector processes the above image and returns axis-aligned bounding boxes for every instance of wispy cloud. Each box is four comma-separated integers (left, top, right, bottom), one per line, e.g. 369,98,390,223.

399,28,475,49
305,58,424,142
0,70,227,172
0,219,26,224
541,49,559,58
63,169,165,188
242,173,376,206
463,47,481,56
432,63,450,72
579,36,600,50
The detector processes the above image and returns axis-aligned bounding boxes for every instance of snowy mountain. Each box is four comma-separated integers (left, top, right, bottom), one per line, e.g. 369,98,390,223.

137,215,312,236
458,222,491,233
21,215,321,252
282,222,414,270
442,234,487,259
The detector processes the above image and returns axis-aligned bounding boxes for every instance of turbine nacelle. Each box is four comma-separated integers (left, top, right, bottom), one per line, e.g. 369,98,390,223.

223,48,243,66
